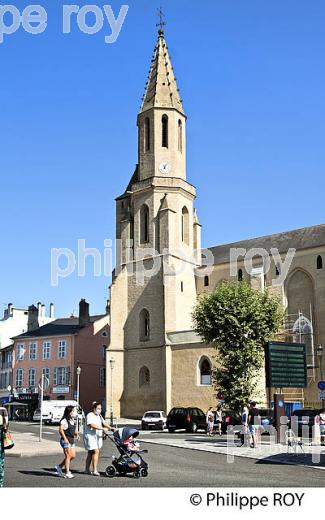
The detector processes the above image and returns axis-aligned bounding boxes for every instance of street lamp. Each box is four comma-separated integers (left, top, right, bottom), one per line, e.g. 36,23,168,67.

76,366,82,432
109,358,115,427
76,366,82,406
317,345,324,407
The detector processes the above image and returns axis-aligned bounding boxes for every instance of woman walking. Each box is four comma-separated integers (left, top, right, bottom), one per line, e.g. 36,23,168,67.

0,407,9,487
206,407,214,436
215,405,223,436
56,405,79,479
84,402,113,476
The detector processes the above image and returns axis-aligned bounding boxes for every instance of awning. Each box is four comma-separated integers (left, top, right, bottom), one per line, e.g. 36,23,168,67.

4,402,29,407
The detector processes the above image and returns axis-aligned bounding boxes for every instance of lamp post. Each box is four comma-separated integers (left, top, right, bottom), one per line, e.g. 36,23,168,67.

317,345,324,407
76,365,82,406
76,366,82,432
109,358,115,427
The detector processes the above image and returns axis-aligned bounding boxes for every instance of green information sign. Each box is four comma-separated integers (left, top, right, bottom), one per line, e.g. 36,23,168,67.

265,341,307,388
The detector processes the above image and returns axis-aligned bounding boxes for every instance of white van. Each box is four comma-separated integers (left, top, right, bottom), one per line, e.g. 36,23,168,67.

33,400,84,425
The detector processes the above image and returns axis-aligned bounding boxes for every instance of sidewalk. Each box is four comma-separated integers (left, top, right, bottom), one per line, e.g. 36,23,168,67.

7,432,84,458
7,419,141,458
141,435,325,470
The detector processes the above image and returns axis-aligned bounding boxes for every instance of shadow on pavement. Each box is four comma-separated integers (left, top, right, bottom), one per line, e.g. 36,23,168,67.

256,453,325,468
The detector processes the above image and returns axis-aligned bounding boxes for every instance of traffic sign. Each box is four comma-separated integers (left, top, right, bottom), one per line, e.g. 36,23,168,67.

318,381,325,391
319,390,325,400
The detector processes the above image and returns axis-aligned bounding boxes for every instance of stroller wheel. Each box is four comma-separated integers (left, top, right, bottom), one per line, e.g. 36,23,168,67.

105,466,117,478
140,468,148,478
133,471,141,479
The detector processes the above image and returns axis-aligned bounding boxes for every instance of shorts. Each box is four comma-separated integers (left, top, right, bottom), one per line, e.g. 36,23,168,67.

60,438,75,450
248,425,256,434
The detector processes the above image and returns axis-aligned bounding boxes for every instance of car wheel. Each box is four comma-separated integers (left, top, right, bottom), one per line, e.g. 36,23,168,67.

105,466,117,478
142,425,147,430
168,428,176,433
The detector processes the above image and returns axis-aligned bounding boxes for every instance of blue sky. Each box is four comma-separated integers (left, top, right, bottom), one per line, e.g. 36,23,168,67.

1,0,324,317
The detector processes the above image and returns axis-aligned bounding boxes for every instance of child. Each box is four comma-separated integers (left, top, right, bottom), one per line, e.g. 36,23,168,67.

123,434,140,452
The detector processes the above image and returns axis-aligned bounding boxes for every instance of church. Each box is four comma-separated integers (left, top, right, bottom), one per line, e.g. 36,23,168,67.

106,26,325,419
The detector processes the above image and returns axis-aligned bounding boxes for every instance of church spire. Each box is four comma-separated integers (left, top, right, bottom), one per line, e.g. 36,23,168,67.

140,16,185,116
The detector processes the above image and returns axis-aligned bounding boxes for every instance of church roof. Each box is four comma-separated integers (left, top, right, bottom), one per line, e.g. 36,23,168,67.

205,224,325,265
140,29,185,115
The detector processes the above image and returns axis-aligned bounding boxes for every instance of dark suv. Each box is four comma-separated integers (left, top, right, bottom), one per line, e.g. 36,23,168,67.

290,409,320,438
166,407,207,433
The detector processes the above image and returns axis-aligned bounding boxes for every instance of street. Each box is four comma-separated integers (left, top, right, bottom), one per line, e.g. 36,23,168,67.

4,422,325,487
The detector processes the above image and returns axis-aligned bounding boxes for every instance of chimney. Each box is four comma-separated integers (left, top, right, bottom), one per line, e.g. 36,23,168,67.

49,303,54,319
105,300,110,314
41,304,46,318
5,303,13,318
79,299,90,327
37,302,42,317
27,305,39,332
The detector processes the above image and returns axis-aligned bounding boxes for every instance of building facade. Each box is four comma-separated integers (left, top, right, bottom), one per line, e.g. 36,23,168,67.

106,27,325,419
0,303,54,405
11,299,109,415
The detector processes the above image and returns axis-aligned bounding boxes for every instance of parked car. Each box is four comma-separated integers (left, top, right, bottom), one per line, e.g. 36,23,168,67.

258,408,274,434
289,408,320,438
214,410,240,434
141,411,167,430
167,407,207,433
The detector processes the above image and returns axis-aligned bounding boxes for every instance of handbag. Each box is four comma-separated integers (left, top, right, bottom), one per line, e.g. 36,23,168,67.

3,429,15,450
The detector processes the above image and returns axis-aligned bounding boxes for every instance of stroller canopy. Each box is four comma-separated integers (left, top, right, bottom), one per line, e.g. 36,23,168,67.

114,427,139,444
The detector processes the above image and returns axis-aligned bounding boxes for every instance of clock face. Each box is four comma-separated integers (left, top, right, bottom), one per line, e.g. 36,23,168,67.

159,162,171,174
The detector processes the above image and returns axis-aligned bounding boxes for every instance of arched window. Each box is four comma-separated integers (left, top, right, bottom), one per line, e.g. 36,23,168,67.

181,206,189,245
140,204,149,243
139,309,150,341
199,357,212,385
317,255,323,270
238,269,243,282
178,119,183,152
162,114,168,148
144,117,150,151
204,275,209,287
139,366,150,387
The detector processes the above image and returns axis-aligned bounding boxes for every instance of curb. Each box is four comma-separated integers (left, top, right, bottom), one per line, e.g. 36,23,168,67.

6,446,85,458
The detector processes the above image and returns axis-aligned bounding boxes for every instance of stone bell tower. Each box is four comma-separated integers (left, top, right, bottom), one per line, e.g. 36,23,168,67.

108,24,202,418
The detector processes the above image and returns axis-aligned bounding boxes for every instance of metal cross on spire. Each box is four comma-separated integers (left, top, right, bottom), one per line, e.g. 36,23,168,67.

157,6,166,33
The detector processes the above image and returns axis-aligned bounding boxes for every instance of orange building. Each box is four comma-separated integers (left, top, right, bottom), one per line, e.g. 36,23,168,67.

11,299,109,415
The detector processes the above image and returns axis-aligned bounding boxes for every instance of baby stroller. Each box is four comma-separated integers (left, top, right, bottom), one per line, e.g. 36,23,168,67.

105,427,149,478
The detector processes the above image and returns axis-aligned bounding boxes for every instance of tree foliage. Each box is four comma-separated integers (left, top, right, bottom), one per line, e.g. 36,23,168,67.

192,281,284,413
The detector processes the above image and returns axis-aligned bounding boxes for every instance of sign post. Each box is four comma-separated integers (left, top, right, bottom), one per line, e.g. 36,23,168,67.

39,374,44,442
38,374,49,442
265,342,307,443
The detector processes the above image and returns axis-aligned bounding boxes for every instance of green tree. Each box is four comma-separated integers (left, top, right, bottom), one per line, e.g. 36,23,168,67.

192,281,284,414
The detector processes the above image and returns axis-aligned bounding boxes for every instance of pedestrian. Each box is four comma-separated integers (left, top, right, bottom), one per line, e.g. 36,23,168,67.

83,402,113,476
248,401,260,448
0,407,9,487
239,405,249,447
206,407,214,436
55,406,80,479
318,409,325,444
215,405,223,436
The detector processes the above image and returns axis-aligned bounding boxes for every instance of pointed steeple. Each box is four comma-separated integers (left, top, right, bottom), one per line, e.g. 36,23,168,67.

140,28,185,116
